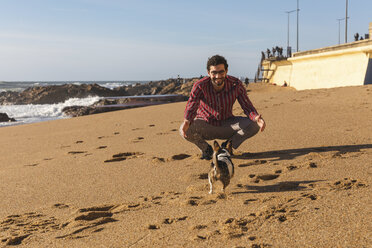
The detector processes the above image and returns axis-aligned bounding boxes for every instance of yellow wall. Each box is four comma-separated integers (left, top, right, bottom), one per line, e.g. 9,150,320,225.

263,41,372,90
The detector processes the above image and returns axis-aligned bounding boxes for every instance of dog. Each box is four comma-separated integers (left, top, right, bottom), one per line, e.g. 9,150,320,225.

208,140,234,194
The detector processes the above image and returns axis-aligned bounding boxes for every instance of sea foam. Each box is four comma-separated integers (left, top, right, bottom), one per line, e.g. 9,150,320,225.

0,96,101,127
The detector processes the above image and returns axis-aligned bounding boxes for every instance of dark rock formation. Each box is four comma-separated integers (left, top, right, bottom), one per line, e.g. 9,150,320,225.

0,77,199,118
0,83,116,105
62,95,188,117
0,113,16,122
0,78,198,105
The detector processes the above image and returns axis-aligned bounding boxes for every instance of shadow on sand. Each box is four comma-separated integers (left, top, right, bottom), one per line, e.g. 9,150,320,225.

232,180,322,194
234,144,372,162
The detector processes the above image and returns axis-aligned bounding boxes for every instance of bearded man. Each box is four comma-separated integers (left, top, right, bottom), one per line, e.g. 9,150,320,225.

180,55,266,160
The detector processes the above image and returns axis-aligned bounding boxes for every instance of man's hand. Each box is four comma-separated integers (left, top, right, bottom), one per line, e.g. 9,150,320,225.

181,119,191,138
255,114,266,132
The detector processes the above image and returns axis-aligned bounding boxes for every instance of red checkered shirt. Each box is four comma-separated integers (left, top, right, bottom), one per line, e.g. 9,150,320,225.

184,76,259,126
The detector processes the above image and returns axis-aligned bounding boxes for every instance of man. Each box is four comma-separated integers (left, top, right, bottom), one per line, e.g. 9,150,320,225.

180,55,265,160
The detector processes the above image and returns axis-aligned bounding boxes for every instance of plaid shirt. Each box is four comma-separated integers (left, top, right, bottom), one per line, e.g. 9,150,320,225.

184,76,259,126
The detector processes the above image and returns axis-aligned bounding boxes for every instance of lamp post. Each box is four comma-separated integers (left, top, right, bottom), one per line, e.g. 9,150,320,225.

345,0,348,43
286,10,296,57
296,0,300,52
337,18,345,44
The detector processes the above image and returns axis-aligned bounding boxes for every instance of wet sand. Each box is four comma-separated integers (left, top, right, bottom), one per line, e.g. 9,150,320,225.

0,83,371,247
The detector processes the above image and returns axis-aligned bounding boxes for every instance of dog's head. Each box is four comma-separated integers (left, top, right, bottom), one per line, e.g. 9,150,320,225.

213,140,232,157
211,140,232,167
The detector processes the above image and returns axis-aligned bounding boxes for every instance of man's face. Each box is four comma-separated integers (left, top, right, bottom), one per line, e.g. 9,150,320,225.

208,64,227,90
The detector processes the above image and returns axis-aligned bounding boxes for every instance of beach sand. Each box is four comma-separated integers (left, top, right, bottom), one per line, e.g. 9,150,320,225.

0,83,371,247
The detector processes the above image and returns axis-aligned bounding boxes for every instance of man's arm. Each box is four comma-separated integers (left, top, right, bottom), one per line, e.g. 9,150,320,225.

254,114,266,132
182,82,203,137
180,119,191,138
237,82,266,132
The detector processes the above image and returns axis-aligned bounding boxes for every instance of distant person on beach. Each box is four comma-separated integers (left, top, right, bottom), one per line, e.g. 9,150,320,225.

180,55,266,160
244,77,249,86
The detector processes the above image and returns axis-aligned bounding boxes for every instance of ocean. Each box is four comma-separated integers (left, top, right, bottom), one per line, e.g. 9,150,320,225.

0,81,148,127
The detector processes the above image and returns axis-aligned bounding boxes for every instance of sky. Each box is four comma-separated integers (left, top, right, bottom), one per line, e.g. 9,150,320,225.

0,0,371,81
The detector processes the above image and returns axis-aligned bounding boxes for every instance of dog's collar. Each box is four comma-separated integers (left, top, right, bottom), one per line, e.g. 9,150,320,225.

218,149,231,158
217,151,232,166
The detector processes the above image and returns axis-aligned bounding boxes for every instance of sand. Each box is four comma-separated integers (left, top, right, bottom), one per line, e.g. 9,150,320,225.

0,83,371,247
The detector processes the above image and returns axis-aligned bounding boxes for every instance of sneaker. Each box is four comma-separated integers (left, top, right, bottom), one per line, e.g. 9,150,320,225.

221,139,233,155
200,144,213,160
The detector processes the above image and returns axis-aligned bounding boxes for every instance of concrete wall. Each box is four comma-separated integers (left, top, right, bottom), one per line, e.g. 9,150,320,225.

364,58,372,84
262,39,372,90
262,59,292,85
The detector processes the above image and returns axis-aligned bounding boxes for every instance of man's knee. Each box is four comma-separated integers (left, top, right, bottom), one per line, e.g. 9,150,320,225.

242,121,260,137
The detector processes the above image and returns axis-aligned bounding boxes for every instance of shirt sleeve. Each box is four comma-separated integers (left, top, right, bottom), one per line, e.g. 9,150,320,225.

236,82,259,121
184,82,203,122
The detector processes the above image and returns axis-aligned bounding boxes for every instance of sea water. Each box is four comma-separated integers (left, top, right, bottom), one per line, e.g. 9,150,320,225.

0,81,148,127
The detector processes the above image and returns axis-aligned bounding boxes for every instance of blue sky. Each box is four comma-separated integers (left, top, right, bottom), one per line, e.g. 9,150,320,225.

0,0,371,81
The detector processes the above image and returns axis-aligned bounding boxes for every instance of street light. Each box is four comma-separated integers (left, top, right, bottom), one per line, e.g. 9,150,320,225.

337,18,345,44
296,0,300,52
345,0,349,43
286,10,296,56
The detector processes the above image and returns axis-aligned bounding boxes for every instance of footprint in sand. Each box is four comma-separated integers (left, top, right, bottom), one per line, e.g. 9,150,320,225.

329,178,367,190
162,216,188,225
243,198,258,205
0,212,60,245
56,206,118,239
332,151,363,159
301,193,317,200
4,235,30,246
256,174,280,181
97,146,107,149
75,140,84,144
152,157,166,163
68,151,88,155
149,124,155,127
286,165,298,171
104,152,143,163
148,224,160,230
238,160,267,168
171,154,191,160
132,137,144,143
185,196,203,206
53,203,69,209
309,162,317,168
198,173,208,180
192,224,208,230
156,132,169,135
25,163,39,167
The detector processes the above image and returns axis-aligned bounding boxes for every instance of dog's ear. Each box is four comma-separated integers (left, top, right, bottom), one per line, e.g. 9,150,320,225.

226,140,233,154
213,140,220,151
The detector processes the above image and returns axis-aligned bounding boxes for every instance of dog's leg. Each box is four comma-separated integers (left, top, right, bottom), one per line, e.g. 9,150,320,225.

208,175,214,194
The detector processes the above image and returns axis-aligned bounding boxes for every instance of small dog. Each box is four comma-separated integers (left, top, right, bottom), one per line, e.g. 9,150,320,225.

208,140,234,194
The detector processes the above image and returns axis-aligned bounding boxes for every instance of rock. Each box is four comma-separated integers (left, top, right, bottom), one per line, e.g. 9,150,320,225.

0,113,16,122
0,83,118,105
0,78,199,105
1,78,199,118
62,94,188,117
62,106,130,117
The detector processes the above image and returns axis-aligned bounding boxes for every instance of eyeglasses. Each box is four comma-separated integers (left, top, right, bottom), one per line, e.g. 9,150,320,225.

210,70,226,76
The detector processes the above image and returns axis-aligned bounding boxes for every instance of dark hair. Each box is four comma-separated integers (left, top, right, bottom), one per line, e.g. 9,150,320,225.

207,55,228,71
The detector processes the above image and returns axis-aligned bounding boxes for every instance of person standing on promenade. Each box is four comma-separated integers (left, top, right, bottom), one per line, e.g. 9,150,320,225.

180,55,266,160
